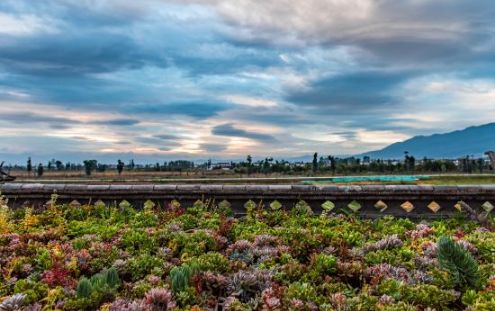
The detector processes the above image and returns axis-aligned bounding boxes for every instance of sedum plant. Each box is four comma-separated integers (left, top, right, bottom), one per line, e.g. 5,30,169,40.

310,253,337,276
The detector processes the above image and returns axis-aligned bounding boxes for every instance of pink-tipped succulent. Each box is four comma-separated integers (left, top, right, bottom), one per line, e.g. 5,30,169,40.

142,288,176,311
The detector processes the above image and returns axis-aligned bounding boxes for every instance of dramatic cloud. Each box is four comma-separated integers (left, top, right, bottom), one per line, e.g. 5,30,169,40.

212,123,276,143
286,70,413,114
0,0,494,162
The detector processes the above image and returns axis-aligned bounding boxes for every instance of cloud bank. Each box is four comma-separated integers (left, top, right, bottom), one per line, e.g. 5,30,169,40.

1,0,495,162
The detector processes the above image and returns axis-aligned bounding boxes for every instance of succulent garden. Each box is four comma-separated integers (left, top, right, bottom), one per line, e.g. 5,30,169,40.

0,193,494,311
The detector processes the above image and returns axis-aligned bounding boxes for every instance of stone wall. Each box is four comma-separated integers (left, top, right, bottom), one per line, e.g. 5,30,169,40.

1,183,494,218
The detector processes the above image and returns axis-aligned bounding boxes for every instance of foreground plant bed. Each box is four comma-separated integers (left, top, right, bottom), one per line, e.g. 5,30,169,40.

0,195,494,310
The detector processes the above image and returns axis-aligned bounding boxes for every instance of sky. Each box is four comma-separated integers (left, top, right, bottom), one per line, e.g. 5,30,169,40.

1,0,495,163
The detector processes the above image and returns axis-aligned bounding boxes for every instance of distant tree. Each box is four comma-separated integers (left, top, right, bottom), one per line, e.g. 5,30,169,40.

477,158,484,173
247,155,252,175
312,152,318,173
409,156,416,172
83,160,97,176
55,160,63,171
117,160,124,175
27,157,32,175
37,163,43,177
328,156,336,175
47,161,52,170
129,159,135,170
262,158,272,174
404,152,415,172
97,163,107,172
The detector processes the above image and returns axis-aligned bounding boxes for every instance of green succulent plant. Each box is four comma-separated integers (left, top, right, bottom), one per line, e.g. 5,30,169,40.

76,277,93,298
437,236,480,289
105,267,120,289
170,264,198,293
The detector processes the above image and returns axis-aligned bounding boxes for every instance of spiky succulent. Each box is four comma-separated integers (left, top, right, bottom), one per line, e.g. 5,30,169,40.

437,236,480,289
170,264,196,293
105,267,121,288
76,277,93,298
109,298,142,311
228,269,272,302
227,240,255,263
142,288,176,311
407,223,434,239
254,235,279,247
0,294,26,311
363,234,403,253
365,263,428,285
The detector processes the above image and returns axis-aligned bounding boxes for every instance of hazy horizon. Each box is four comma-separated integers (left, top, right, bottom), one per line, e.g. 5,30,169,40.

1,1,495,162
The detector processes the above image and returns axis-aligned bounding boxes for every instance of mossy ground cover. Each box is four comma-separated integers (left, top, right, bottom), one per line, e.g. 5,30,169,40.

0,194,494,311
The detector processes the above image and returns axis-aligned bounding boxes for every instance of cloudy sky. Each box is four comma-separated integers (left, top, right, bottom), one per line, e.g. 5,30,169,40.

1,0,495,163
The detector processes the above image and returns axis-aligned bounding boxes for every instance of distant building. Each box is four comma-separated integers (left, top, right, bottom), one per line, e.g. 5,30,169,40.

362,156,371,165
212,162,232,170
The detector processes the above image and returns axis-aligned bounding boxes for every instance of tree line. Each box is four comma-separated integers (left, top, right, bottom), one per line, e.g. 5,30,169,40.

20,152,493,177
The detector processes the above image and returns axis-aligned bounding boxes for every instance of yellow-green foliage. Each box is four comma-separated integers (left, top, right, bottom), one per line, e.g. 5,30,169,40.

0,193,11,234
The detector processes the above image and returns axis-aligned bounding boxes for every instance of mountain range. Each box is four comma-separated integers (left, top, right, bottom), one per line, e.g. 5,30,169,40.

360,122,495,159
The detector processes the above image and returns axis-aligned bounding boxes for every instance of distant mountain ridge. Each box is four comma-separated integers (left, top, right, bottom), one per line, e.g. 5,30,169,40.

360,123,495,159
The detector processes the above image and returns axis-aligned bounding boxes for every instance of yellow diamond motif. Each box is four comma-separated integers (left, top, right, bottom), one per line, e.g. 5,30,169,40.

374,200,388,212
481,201,494,213
401,201,415,213
454,201,464,212
428,201,441,213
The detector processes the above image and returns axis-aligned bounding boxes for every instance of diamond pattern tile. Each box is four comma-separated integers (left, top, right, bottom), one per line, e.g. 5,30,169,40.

321,200,335,212
482,201,494,213
428,201,441,213
401,201,414,213
270,200,282,210
348,200,361,212
374,200,388,212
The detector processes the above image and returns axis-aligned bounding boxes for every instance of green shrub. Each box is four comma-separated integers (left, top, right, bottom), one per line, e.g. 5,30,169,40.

128,254,163,281
437,236,480,289
180,230,218,257
286,282,324,305
121,229,154,252
175,286,198,308
188,252,229,273
34,248,52,271
13,279,49,304
311,253,337,276
131,211,158,228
